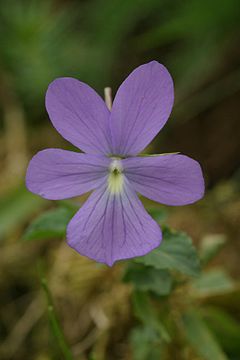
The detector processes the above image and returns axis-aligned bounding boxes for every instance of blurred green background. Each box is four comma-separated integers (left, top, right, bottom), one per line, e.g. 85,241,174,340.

0,0,240,359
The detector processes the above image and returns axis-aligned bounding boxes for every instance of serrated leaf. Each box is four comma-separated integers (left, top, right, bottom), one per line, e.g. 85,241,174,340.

23,207,76,241
182,309,228,360
191,268,234,297
124,263,172,296
135,227,200,277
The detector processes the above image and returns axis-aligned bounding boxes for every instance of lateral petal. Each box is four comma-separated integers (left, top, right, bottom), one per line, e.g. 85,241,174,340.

123,154,205,206
26,149,110,200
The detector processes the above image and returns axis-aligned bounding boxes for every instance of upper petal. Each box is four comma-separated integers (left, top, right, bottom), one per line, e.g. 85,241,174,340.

45,78,111,154
26,149,110,200
109,61,174,156
67,180,161,266
123,154,205,206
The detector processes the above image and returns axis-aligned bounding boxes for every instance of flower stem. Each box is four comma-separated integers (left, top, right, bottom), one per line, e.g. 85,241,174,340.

104,87,112,110
39,265,74,360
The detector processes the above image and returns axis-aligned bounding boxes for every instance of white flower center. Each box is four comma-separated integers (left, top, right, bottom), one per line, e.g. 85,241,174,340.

108,159,124,194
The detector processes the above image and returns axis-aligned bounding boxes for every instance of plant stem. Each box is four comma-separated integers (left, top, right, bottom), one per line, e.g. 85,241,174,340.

104,87,112,110
39,267,74,360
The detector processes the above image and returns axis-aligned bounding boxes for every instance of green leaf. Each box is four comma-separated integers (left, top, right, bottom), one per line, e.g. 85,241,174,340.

88,354,97,360
23,207,76,241
199,234,226,265
130,326,163,360
191,268,234,297
182,309,228,360
123,263,173,296
148,208,168,223
203,306,240,355
132,290,170,342
135,227,200,277
0,185,45,239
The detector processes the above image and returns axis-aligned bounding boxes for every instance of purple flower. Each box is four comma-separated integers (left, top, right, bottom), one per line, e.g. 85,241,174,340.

26,61,204,266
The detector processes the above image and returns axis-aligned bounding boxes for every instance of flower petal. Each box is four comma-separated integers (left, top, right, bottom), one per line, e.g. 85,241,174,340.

67,181,161,266
110,61,174,156
26,149,110,200
123,154,204,206
45,78,111,154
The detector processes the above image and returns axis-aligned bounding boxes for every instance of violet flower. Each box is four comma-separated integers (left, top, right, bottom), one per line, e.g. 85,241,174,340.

26,61,204,266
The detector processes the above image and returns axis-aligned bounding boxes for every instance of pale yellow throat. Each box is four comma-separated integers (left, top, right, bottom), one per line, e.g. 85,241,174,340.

108,159,124,194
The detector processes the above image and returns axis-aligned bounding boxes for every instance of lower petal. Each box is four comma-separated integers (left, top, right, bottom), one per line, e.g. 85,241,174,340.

67,181,161,266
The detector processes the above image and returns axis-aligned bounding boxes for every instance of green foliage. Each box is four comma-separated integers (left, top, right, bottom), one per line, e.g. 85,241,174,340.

203,306,240,355
22,202,240,359
1,0,240,358
132,290,170,342
124,263,172,296
39,266,73,360
84,0,165,86
181,309,228,360
0,185,45,240
130,326,164,360
135,227,201,277
0,0,83,107
0,0,239,123
88,354,97,360
148,208,168,224
23,196,240,360
191,268,234,297
23,206,76,241
136,0,240,94
139,0,239,47
125,225,238,360
199,234,226,265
